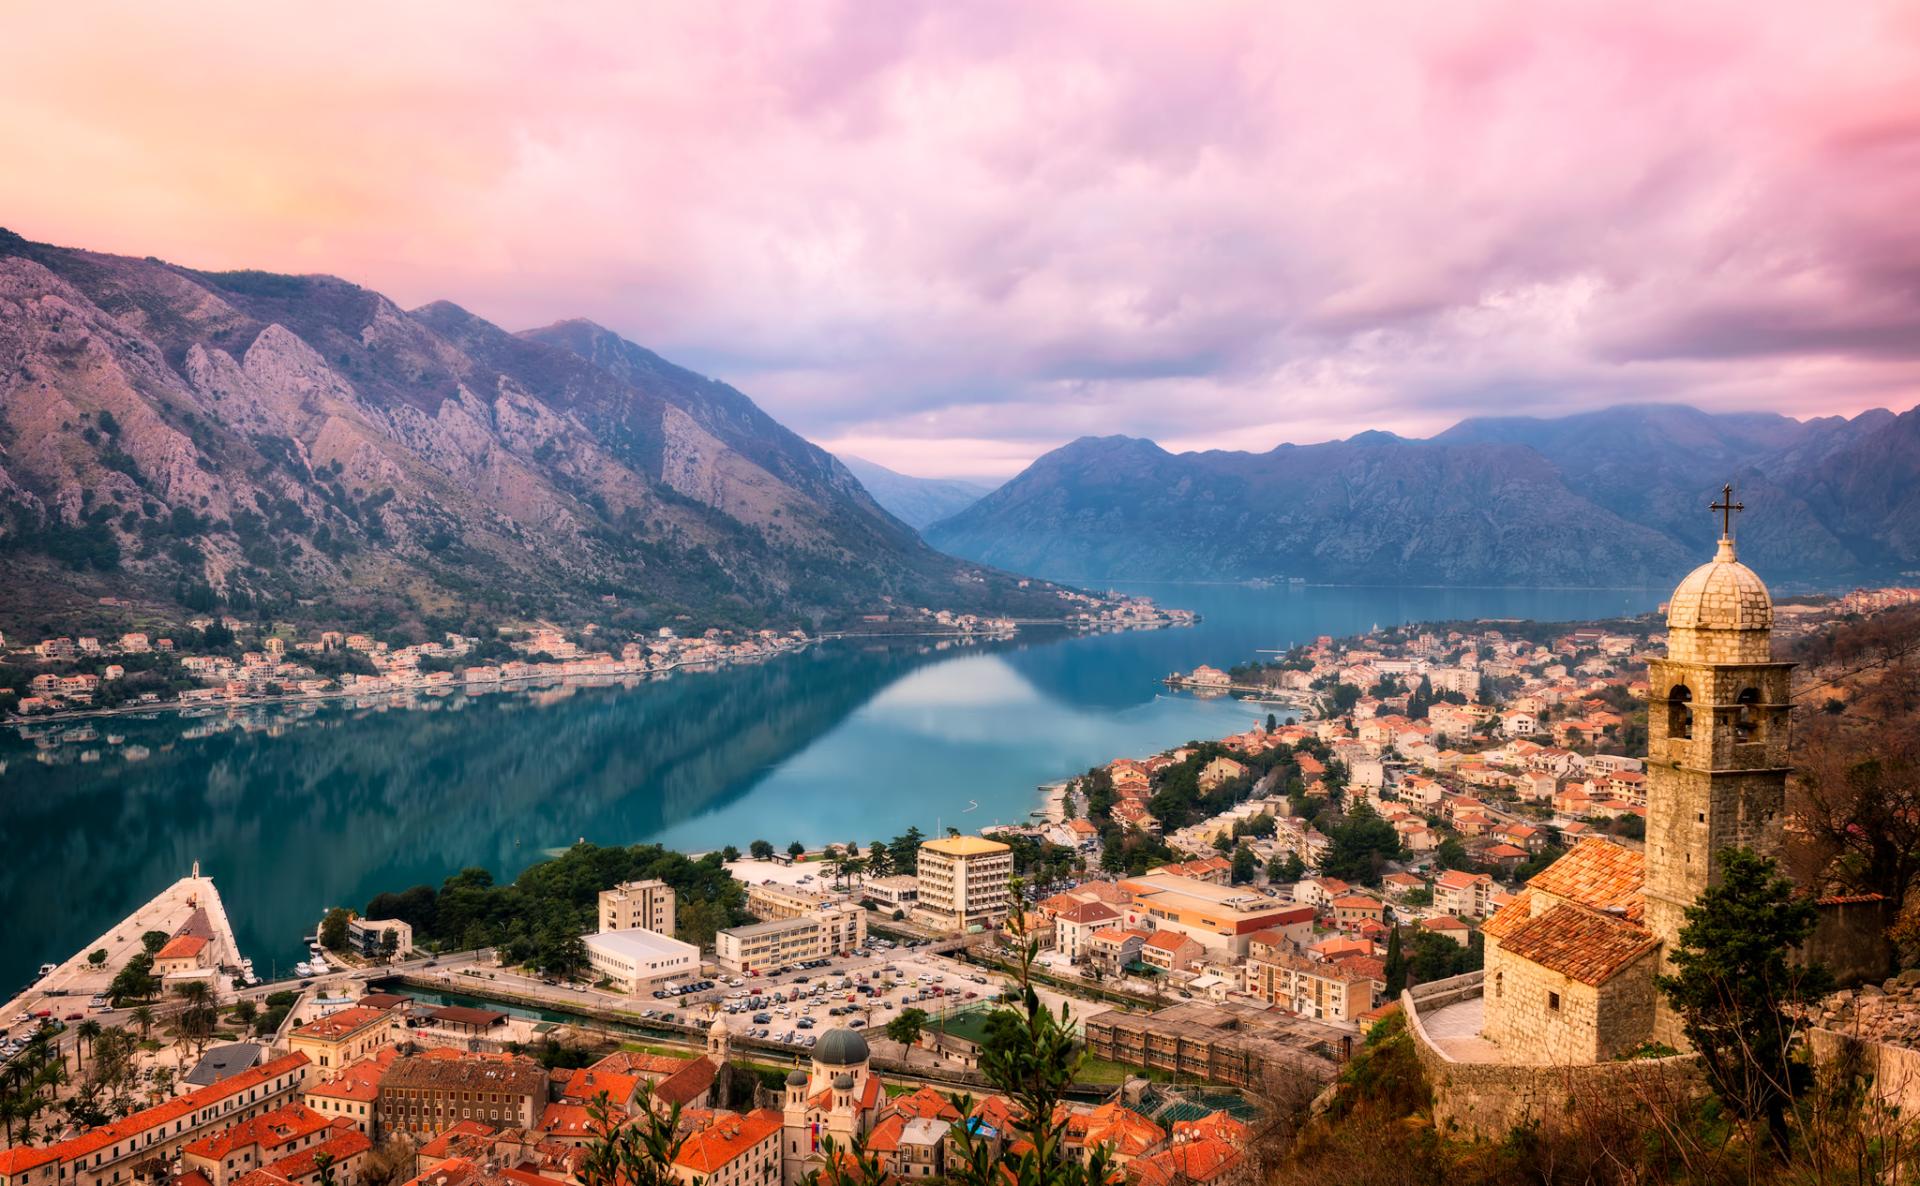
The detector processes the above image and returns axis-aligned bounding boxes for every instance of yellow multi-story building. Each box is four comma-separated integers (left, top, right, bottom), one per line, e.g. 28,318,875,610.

914,836,1013,931
598,878,677,935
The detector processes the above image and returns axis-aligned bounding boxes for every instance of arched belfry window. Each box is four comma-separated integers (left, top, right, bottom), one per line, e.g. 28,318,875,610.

1734,687,1760,742
1668,684,1693,741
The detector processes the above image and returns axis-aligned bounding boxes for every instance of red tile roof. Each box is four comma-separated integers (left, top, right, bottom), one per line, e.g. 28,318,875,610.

1498,903,1659,986
1525,837,1644,920
155,934,210,961
673,1109,781,1174
43,1052,310,1165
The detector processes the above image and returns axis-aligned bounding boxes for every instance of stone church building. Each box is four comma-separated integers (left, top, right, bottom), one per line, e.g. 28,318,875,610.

1479,519,1794,1062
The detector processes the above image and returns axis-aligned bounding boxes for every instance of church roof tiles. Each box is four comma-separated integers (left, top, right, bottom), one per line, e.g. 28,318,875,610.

1498,903,1659,986
1524,837,1644,920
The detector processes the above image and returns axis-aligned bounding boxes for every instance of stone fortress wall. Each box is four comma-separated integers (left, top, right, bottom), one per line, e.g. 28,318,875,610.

1404,973,1701,1140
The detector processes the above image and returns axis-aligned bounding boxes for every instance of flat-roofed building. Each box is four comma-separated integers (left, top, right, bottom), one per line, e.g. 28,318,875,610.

714,903,865,973
1120,873,1322,958
745,882,829,920
861,875,919,911
598,879,677,935
915,836,1013,931
583,928,700,994
344,918,413,961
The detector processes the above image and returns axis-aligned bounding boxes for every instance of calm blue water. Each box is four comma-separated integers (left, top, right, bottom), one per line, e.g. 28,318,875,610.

0,583,1659,988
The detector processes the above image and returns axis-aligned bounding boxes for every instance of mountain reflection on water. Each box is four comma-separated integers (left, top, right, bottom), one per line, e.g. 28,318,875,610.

0,582,1660,988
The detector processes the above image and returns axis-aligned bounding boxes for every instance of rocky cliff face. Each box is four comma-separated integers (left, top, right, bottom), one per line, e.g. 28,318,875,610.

926,405,1920,587
0,230,1052,630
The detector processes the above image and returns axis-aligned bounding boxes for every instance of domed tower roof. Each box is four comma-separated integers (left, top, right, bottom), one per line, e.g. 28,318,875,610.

813,1027,871,1067
786,1066,809,1087
833,1073,855,1091
1666,537,1772,664
710,1015,729,1037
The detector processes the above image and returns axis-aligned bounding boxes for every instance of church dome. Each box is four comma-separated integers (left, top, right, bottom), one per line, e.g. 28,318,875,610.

813,1027,871,1067
833,1073,855,1091
786,1067,809,1087
710,1016,729,1038
1666,538,1772,664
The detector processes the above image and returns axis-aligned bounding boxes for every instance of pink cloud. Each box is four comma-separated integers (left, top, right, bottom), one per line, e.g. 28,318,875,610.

4,0,1918,478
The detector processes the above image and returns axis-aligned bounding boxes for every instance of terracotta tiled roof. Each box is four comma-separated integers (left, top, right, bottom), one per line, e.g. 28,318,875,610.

1132,1138,1241,1185
1170,1110,1249,1146
1524,837,1644,920
559,1067,641,1105
0,1147,58,1174
293,1005,391,1040
890,1085,962,1122
673,1109,781,1174
1082,1102,1164,1157
155,934,209,961
1498,903,1659,986
185,1103,329,1159
45,1053,310,1166
587,1050,693,1077
653,1056,717,1107
265,1128,370,1179
864,1113,907,1153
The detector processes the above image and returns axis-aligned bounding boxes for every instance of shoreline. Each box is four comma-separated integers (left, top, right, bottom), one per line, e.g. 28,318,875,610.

7,619,1188,732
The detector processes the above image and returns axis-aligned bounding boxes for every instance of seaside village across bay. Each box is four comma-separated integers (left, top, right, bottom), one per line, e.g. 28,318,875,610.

5,520,1920,1185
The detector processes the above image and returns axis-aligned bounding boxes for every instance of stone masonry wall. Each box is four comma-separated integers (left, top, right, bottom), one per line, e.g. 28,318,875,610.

1484,945,1657,1062
1406,978,1700,1141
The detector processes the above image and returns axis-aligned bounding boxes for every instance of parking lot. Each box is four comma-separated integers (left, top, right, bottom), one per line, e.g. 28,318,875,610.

632,939,1020,1050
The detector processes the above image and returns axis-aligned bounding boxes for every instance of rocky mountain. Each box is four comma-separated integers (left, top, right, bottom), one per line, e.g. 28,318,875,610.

925,404,1920,587
838,456,995,531
0,230,1066,633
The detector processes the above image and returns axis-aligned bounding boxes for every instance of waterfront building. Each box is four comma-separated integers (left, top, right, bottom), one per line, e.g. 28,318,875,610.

914,836,1013,931
597,878,677,935
343,918,413,960
582,927,700,994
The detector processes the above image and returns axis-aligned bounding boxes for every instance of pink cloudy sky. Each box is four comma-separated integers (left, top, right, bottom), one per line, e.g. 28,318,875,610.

5,2,1920,478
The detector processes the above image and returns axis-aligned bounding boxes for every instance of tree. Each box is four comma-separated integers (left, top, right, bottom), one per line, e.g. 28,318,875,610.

379,929,400,964
1267,712,1279,731
128,1004,155,1041
536,929,590,982
231,1000,259,1029
720,845,741,863
866,841,891,877
1230,843,1258,885
141,931,170,954
86,949,108,968
1384,925,1411,995
172,981,219,1057
577,1088,689,1186
319,907,352,952
889,826,924,875
1321,802,1404,885
749,839,775,860
787,841,807,860
885,1007,929,1047
1657,847,1830,1152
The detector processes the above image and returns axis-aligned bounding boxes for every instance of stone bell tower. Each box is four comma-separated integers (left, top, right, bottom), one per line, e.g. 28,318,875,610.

1643,485,1794,1047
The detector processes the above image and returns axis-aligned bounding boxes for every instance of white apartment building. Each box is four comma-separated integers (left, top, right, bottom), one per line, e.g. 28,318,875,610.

914,836,1013,930
598,879,677,935
583,928,699,994
713,903,865,973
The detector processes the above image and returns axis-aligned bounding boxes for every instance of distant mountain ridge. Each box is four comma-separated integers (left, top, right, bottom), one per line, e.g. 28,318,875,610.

0,229,1068,631
925,403,1920,587
838,456,995,530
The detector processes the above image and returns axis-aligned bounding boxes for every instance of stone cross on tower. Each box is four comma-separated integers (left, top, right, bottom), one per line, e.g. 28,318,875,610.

1710,483,1744,539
